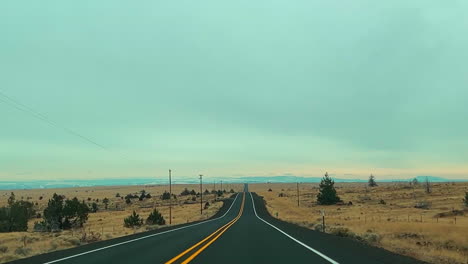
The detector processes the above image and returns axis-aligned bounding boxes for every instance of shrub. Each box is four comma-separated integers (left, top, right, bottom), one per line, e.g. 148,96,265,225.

190,190,197,195
33,221,48,232
204,202,210,209
414,201,431,209
229,189,235,193
14,247,32,256
124,211,143,228
62,236,81,246
268,188,272,192
115,193,121,198
330,227,355,238
125,194,138,199
216,190,223,197
360,232,381,244
180,188,190,196
379,199,386,205
317,172,341,205
464,192,468,207
145,193,151,199
81,231,101,243
90,202,98,213
125,197,131,204
161,191,171,200
0,245,8,253
146,209,166,225
102,198,109,210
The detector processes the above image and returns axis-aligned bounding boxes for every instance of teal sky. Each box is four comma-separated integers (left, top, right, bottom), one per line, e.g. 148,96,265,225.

1,1,467,180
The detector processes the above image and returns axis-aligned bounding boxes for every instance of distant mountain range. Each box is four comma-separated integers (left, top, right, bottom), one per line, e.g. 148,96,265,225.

0,175,466,190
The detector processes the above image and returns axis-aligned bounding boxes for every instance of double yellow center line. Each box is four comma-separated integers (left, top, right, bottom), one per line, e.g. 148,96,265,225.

165,192,246,264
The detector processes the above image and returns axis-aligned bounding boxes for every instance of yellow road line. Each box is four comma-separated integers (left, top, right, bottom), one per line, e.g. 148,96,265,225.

165,192,245,264
181,194,245,264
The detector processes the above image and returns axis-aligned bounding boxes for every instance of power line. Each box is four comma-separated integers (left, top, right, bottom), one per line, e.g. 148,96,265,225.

0,89,129,160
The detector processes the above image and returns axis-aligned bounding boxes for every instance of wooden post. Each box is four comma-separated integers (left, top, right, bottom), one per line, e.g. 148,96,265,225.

199,174,203,215
321,210,325,232
297,182,300,207
169,169,172,225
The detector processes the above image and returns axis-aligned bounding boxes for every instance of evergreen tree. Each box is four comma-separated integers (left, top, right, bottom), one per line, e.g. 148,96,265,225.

180,188,190,196
161,191,171,200
90,202,98,213
317,172,341,205
102,198,109,210
62,198,89,229
124,211,143,227
7,192,15,206
43,193,64,230
43,194,89,230
368,174,377,187
463,192,468,207
0,200,35,232
146,209,166,225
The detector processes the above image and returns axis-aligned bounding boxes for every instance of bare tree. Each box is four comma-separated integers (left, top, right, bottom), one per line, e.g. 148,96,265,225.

424,177,431,194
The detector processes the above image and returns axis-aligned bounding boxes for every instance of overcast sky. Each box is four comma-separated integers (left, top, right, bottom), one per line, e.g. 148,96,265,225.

1,0,467,180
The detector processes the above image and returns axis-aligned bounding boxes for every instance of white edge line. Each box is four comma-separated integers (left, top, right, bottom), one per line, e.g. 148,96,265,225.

249,192,340,264
44,193,240,264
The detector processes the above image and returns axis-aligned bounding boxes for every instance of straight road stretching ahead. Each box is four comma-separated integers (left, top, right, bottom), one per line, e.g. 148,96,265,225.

14,184,424,264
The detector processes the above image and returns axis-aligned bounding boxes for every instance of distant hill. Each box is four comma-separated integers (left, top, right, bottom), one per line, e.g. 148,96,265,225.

1,175,466,190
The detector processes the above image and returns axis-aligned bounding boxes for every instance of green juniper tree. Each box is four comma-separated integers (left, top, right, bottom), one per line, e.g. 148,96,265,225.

0,193,35,232
124,211,143,228
368,174,377,187
317,172,341,205
102,198,109,210
146,209,165,225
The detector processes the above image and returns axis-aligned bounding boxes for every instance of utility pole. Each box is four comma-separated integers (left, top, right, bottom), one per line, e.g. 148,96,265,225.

199,174,203,215
297,182,300,207
169,169,172,225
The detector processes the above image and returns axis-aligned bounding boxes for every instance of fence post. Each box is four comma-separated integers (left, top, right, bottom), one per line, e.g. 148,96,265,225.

321,210,325,233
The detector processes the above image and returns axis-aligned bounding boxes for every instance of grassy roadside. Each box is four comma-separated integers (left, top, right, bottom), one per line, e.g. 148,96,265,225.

0,184,243,263
250,182,468,264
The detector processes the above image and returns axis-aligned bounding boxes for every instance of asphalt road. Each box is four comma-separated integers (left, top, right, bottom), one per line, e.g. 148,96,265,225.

13,184,424,264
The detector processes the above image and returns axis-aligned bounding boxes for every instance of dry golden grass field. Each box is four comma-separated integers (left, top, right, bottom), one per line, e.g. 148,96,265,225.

250,182,468,264
0,183,244,263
